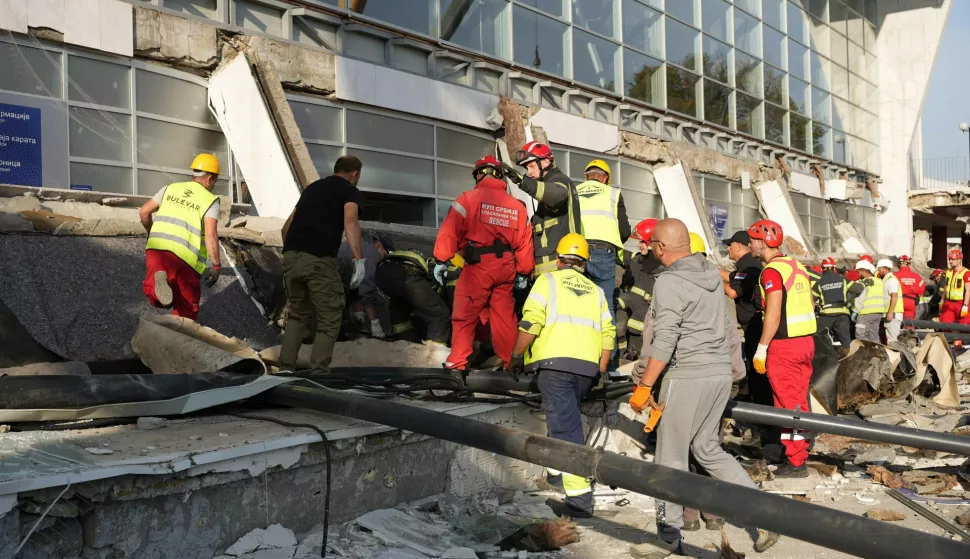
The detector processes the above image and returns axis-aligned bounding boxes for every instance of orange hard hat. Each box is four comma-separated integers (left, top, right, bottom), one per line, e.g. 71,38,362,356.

949,249,963,260
632,218,659,244
748,220,784,249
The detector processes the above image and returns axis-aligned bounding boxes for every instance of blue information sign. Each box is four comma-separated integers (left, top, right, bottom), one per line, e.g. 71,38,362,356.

708,203,729,241
0,104,43,187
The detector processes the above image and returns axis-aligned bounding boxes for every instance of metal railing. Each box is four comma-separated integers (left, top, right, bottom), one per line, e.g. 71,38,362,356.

910,156,970,190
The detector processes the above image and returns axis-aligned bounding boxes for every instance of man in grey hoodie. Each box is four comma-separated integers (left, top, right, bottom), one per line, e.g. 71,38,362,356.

627,219,779,558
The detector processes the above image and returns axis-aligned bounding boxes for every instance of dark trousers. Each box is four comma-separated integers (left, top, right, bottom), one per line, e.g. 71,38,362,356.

375,262,451,344
818,313,852,347
538,369,594,514
742,317,780,449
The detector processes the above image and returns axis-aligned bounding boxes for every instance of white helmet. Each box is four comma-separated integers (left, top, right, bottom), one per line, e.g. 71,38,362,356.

856,260,876,273
876,258,894,270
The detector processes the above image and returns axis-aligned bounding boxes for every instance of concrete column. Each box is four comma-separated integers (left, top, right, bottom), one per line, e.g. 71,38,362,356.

932,225,948,267
963,233,970,267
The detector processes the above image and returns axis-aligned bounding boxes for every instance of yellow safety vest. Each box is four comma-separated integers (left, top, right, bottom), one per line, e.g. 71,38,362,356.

519,268,616,377
853,276,886,315
759,256,817,338
145,181,218,274
575,179,622,248
882,273,904,314
944,268,968,302
385,250,430,275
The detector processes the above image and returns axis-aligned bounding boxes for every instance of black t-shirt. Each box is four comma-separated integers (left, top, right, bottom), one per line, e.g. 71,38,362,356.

730,252,764,327
283,176,362,258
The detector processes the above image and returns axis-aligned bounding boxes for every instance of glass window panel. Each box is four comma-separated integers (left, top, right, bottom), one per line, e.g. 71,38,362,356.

666,17,700,70
736,92,763,137
346,110,433,155
136,70,214,125
293,17,338,50
513,6,568,77
764,0,785,31
789,76,809,115
832,96,850,132
765,103,786,144
811,52,830,91
847,6,864,46
809,0,828,21
290,101,342,142
620,161,658,193
764,64,786,105
736,0,761,18
704,177,731,202
867,110,879,143
623,0,663,57
437,161,475,197
573,0,616,38
437,128,493,163
788,3,808,45
68,56,130,109
393,45,429,75
814,124,832,158
830,30,848,68
440,0,508,58
764,26,786,70
138,169,192,196
569,153,618,182
864,0,877,23
848,41,864,76
734,9,762,57
810,16,830,56
136,117,227,169
702,0,732,44
163,0,218,19
736,52,762,96
0,43,62,98
69,107,131,162
349,148,434,194
573,29,619,92
361,191,435,227
666,0,697,27
790,112,809,151
235,0,284,36
343,32,387,64
305,143,344,176
666,66,700,117
788,39,809,80
867,53,878,82
622,189,665,218
518,0,565,18
71,162,132,194
811,87,831,124
850,74,866,106
702,36,731,84
831,63,848,99
851,105,866,138
863,21,875,52
703,79,732,128
358,0,434,35
623,48,664,106
830,0,847,36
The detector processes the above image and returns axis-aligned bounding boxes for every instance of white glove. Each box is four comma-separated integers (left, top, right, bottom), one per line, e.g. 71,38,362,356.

753,343,769,375
370,318,385,338
433,263,448,285
354,310,366,324
349,258,366,289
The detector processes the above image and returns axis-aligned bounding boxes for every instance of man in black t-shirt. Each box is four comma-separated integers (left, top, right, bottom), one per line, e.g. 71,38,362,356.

279,155,365,373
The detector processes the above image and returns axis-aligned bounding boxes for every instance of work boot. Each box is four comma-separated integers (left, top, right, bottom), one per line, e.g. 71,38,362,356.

154,271,173,308
535,476,564,493
754,529,781,552
681,519,700,531
705,518,724,531
773,461,809,478
629,538,683,559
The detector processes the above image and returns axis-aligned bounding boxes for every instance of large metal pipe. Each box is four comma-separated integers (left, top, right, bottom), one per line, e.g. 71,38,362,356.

265,385,970,559
905,319,970,333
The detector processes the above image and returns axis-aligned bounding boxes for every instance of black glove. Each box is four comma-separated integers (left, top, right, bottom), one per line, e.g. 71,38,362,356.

202,265,221,288
862,277,874,287
507,353,525,381
502,163,523,185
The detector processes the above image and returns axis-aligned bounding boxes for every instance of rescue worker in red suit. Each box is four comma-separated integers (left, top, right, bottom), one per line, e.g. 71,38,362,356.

748,220,817,479
939,249,970,325
894,255,925,321
434,156,534,370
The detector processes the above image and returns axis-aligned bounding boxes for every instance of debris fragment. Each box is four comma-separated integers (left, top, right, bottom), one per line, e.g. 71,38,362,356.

261,524,298,548
855,494,878,505
718,528,745,559
499,517,580,552
137,417,166,430
190,435,202,441
957,510,970,527
355,508,455,556
866,509,906,522
0,425,9,433
853,447,896,465
225,529,263,556
741,460,772,483
806,463,838,477
442,548,479,558
84,447,114,455
866,466,905,489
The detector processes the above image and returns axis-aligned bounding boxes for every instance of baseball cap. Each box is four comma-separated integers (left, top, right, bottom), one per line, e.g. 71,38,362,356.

722,230,751,246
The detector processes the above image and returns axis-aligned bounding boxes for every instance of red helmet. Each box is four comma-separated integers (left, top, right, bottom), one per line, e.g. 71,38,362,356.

899,254,911,263
747,220,784,249
821,257,836,268
515,141,553,166
949,249,963,260
860,254,874,263
472,155,503,180
632,218,659,243
932,268,945,280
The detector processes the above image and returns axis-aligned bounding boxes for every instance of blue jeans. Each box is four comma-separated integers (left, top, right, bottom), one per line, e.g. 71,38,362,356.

585,245,617,365
538,369,594,514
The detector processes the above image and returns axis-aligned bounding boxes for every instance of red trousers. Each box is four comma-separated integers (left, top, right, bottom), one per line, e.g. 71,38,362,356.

902,298,917,321
143,249,201,320
446,254,516,370
940,300,970,325
766,336,815,467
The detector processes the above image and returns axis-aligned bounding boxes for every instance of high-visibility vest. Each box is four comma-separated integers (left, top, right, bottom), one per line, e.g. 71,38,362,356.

759,256,817,338
520,268,616,377
814,270,849,316
384,250,429,275
532,167,581,276
944,268,968,302
575,179,622,248
882,273,904,314
853,276,886,315
145,181,218,274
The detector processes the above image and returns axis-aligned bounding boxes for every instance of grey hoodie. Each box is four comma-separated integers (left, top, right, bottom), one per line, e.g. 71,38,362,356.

648,252,734,379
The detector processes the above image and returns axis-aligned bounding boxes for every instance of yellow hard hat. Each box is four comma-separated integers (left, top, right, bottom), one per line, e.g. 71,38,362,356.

191,153,221,175
556,233,590,261
584,159,611,184
449,253,465,268
689,232,707,255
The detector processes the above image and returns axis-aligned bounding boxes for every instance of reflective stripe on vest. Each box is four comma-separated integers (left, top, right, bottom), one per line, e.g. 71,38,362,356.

628,318,644,332
392,321,413,334
816,271,849,315
145,181,217,274
575,180,622,247
630,286,651,302
882,273,904,314
854,276,886,315
945,268,967,302
759,256,817,338
385,250,429,275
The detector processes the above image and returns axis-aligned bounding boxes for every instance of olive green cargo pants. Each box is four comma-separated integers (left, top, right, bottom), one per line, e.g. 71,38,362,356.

280,250,344,372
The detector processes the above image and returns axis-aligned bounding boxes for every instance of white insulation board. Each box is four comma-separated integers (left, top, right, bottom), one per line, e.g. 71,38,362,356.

653,164,710,249
756,180,808,247
530,109,619,153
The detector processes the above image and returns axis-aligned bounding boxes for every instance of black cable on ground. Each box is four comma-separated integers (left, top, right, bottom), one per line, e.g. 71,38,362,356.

231,413,332,559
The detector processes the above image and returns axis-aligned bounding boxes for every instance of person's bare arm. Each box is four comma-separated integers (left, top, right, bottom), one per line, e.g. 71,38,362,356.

599,349,612,374
281,208,296,243
963,273,970,307
638,356,668,388
344,202,363,260
512,331,537,356
203,217,221,267
886,292,898,321
138,199,160,234
759,290,782,345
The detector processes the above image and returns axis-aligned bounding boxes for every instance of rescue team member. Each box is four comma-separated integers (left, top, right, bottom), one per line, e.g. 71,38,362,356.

139,153,224,321
813,258,852,347
895,255,926,321
574,159,631,324
749,220,817,479
847,260,884,342
502,142,581,275
940,249,970,325
926,268,946,320
339,233,392,338
434,253,465,310
628,219,779,557
279,155,365,373
435,156,534,370
877,259,904,343
617,219,664,359
508,234,614,518
844,254,873,282
375,249,451,345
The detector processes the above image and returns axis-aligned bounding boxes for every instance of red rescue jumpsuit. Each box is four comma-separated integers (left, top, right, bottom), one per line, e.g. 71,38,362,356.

940,268,970,325
894,265,925,321
434,176,534,369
